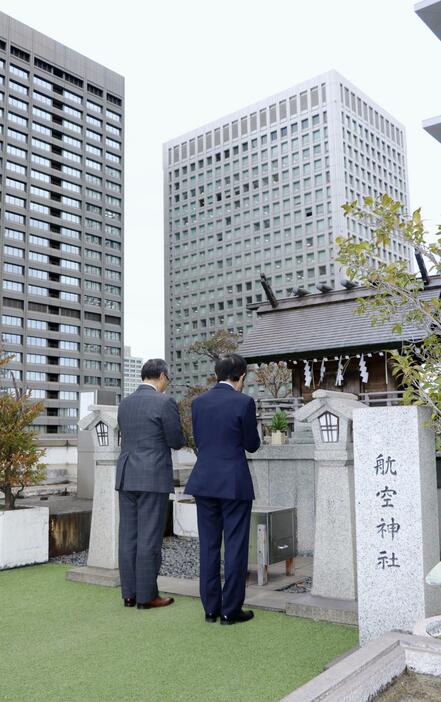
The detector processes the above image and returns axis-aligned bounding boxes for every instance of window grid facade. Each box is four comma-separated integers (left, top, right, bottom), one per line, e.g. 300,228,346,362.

0,12,124,436
123,345,143,397
163,70,411,396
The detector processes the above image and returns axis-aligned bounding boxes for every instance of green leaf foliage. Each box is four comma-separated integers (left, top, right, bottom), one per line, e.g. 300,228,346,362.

0,379,46,509
337,195,441,434
271,409,289,433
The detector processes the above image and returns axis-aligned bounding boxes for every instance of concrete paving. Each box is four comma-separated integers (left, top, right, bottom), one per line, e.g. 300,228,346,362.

158,557,357,624
21,483,77,498
285,594,358,625
64,549,357,625
159,557,315,613
3,494,93,515
66,556,314,610
67,565,120,587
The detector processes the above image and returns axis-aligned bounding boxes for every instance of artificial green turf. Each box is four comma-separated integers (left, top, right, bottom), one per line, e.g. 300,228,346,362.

0,564,358,702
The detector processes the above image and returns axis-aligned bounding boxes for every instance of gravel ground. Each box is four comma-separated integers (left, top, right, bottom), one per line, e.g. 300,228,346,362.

276,576,312,593
51,551,88,566
159,536,200,579
50,536,202,579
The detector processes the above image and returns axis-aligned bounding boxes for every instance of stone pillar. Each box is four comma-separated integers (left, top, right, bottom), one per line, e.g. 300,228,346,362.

353,405,441,644
76,429,95,499
87,459,119,570
295,390,366,600
67,406,120,586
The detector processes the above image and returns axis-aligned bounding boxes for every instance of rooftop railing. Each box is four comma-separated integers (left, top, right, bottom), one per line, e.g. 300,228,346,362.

255,391,405,433
358,390,405,406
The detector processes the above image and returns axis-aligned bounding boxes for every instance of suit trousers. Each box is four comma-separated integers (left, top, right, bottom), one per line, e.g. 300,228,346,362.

118,490,169,602
195,497,252,617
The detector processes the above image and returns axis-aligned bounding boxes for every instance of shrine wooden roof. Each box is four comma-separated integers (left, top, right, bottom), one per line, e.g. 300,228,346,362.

240,278,441,362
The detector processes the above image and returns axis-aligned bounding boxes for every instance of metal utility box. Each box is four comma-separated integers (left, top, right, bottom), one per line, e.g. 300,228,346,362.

248,505,297,565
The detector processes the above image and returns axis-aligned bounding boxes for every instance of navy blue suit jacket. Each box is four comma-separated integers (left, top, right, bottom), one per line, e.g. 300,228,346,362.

184,383,260,500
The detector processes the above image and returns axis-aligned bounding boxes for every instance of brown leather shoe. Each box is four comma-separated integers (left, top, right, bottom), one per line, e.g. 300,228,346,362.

137,596,175,610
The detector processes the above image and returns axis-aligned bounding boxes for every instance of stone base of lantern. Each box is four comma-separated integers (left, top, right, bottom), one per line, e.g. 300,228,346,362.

285,592,358,625
66,565,120,587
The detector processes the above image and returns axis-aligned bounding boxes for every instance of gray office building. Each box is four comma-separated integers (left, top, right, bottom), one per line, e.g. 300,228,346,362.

0,12,124,435
123,346,143,396
164,70,411,396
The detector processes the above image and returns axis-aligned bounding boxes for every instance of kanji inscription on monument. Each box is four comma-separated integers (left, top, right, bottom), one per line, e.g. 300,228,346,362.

353,405,441,645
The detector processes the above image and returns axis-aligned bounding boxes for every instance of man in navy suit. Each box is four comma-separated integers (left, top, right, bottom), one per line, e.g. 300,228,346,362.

185,353,260,625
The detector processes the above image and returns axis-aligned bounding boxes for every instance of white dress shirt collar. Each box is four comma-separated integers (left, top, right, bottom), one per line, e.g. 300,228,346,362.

142,382,158,391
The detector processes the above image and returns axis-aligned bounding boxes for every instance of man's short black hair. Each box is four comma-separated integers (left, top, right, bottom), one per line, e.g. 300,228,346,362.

215,353,247,382
141,358,169,381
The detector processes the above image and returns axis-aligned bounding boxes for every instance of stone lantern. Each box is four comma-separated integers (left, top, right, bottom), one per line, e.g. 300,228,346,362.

295,389,365,601
67,405,120,586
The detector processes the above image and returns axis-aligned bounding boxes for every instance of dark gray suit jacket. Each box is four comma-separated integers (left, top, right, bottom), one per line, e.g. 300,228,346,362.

115,384,186,493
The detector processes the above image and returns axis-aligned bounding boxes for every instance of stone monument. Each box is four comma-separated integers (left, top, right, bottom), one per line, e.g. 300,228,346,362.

295,389,365,600
353,405,441,644
67,405,121,586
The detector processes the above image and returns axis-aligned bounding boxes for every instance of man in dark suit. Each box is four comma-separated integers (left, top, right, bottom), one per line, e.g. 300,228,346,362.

185,353,260,625
116,358,186,609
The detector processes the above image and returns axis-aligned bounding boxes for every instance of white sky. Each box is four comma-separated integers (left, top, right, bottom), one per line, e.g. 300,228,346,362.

2,0,440,360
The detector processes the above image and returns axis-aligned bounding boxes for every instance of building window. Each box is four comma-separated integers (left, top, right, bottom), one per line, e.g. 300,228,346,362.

1,315,22,327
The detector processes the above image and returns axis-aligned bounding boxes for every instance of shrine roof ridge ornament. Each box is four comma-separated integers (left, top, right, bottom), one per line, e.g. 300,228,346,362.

240,276,441,362
247,274,441,315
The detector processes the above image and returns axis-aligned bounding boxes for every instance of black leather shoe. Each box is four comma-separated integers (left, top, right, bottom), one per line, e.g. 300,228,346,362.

124,597,136,607
220,609,254,625
205,612,220,623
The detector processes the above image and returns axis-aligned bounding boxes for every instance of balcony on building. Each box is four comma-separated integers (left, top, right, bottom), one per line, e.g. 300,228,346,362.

415,0,441,39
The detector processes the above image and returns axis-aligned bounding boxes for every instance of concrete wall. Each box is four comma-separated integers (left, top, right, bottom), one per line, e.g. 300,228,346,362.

247,430,315,555
41,442,78,482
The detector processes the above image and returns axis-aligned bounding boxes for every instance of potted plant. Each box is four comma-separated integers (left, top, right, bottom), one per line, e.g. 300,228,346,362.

0,356,48,569
270,409,289,445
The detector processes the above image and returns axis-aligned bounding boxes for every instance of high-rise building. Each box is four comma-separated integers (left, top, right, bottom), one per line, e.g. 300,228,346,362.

123,345,143,396
416,1,441,142
163,70,411,395
0,12,124,436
